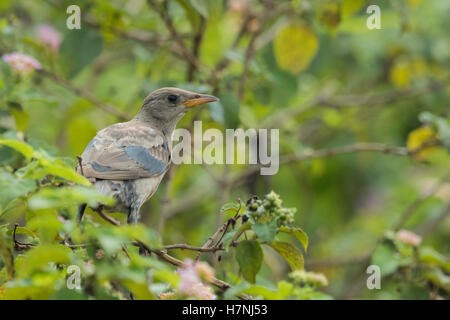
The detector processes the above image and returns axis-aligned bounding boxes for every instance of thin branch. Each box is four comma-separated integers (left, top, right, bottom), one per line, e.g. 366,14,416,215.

13,224,35,251
208,14,253,90
195,199,242,262
339,170,450,299
393,172,450,231
187,16,206,81
262,79,447,129
324,79,447,109
132,240,252,300
92,204,251,299
163,243,224,253
238,29,259,100
148,0,200,70
229,140,443,186
39,70,129,120
416,204,450,237
94,207,121,226
44,0,177,45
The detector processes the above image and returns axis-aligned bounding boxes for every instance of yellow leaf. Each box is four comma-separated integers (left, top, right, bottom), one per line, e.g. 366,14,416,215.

318,2,341,29
274,24,319,74
407,0,423,7
390,60,412,89
407,126,438,159
390,57,429,89
267,241,304,271
342,0,364,17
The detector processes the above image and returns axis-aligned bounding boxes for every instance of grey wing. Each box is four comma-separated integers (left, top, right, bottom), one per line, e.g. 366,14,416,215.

77,122,170,180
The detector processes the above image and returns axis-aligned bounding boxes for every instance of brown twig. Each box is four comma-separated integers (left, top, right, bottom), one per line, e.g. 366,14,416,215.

237,29,259,100
163,243,224,253
13,224,35,251
94,207,121,226
393,171,450,231
339,170,450,299
39,70,129,120
148,0,200,70
261,79,447,129
195,199,242,262
187,16,206,81
132,240,252,300
93,204,251,299
208,14,254,91
228,140,443,187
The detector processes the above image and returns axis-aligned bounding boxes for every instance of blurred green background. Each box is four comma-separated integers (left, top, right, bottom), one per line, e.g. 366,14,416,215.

0,0,449,300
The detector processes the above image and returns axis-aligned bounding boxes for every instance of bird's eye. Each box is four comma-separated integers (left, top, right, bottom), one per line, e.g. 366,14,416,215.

167,94,178,103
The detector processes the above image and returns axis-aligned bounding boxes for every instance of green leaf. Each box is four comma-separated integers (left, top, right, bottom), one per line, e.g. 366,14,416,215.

153,269,181,289
419,112,450,151
10,107,29,132
268,241,304,270
371,243,399,276
122,280,155,300
279,226,309,252
274,24,319,74
28,186,113,209
60,28,103,78
7,226,37,239
113,224,161,249
419,246,450,272
242,285,281,300
221,229,237,249
97,228,127,254
0,170,36,211
235,240,263,284
253,220,277,243
189,0,209,18
228,222,252,244
0,231,14,281
0,138,34,160
17,244,72,278
220,201,241,219
37,157,91,186
424,268,450,293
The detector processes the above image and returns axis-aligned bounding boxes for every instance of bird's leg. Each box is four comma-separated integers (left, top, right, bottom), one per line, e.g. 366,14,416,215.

127,207,139,224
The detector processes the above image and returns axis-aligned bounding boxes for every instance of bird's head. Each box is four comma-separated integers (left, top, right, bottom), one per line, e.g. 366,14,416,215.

135,87,218,131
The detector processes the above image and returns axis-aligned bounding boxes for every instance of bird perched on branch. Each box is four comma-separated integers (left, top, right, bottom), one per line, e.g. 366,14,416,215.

76,88,218,224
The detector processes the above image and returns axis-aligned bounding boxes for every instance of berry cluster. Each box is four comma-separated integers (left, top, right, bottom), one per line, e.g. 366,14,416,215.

289,270,328,287
245,191,296,228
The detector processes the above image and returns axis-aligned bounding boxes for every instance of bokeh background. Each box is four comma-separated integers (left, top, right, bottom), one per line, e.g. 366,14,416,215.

0,0,449,299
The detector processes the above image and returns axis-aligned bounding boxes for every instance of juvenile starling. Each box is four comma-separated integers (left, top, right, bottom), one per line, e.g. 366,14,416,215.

77,88,218,224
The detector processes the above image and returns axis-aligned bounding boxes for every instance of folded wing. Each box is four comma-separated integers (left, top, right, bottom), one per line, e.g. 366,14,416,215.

77,122,170,180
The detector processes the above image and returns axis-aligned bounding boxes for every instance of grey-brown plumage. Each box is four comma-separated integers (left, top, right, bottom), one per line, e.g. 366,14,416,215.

77,88,218,223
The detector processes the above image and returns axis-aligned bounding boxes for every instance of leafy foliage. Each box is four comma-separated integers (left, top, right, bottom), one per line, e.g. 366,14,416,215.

0,0,449,300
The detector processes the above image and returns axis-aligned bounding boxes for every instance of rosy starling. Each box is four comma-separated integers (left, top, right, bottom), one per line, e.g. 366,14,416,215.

77,88,218,223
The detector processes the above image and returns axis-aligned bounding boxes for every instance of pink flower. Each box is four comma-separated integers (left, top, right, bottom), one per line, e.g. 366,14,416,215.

36,24,62,52
159,292,176,300
2,52,42,74
176,259,216,300
396,229,422,246
196,261,215,282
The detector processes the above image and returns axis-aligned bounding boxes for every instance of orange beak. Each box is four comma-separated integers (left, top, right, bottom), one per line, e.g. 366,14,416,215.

182,94,219,108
